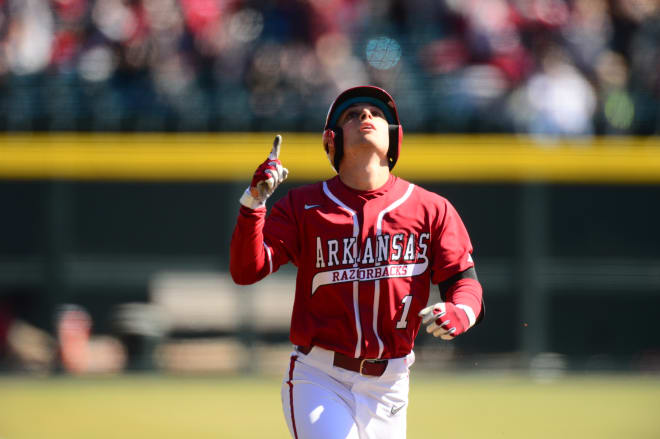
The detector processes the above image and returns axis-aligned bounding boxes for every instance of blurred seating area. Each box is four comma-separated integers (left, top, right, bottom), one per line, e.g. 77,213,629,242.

0,0,658,135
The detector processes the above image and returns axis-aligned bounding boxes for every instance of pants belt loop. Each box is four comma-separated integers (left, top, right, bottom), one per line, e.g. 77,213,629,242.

359,359,368,376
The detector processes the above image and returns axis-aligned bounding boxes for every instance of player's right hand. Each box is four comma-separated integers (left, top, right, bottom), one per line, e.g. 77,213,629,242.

239,135,289,209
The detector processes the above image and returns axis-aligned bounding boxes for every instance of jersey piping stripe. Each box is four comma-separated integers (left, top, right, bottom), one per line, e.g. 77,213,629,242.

376,183,415,234
322,181,362,358
351,281,360,357
263,242,273,274
286,355,299,439
373,281,384,358
322,181,359,237
374,183,415,358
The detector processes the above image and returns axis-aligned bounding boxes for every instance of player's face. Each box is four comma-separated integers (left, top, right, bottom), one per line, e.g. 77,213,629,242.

337,103,390,156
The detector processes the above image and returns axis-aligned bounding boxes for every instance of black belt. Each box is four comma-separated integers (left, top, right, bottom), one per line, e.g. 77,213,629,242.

296,346,388,377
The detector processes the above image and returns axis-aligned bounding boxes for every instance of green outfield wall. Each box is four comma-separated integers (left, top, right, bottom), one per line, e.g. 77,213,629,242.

1,134,659,370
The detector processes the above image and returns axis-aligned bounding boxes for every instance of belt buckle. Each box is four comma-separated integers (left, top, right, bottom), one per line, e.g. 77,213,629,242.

359,358,380,376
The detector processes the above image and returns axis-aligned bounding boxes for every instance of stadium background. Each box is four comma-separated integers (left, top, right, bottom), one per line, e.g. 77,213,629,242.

1,0,659,437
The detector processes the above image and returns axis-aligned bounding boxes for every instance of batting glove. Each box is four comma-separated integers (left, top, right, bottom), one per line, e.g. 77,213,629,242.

418,302,473,340
239,135,289,209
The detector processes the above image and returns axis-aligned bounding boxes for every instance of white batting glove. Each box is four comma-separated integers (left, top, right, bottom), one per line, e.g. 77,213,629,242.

239,135,289,209
419,302,475,340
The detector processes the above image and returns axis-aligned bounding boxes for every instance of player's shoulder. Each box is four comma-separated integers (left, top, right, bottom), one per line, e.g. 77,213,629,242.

398,177,451,207
286,180,325,199
273,180,326,210
397,178,464,224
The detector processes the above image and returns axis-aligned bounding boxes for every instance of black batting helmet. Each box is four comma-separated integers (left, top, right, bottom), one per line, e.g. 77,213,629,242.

323,86,403,172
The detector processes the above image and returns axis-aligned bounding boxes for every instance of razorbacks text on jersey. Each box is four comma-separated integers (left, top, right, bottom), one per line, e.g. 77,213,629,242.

231,174,479,359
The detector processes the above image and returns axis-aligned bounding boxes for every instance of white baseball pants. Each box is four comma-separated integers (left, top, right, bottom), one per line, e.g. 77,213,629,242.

281,346,414,439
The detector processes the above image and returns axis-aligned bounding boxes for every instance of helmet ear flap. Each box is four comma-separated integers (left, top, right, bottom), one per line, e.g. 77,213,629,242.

323,128,344,172
387,124,402,170
333,128,344,171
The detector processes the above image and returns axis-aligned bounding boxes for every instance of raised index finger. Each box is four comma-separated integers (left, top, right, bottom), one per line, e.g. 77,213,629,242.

268,135,282,160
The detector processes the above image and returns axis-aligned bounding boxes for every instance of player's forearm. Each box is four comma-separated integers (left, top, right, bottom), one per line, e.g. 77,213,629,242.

230,206,272,285
444,277,483,328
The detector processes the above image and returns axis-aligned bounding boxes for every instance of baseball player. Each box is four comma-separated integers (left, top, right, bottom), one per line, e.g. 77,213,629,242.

230,86,484,439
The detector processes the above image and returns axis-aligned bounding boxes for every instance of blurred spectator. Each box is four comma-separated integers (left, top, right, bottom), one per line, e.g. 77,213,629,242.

0,293,56,374
511,46,598,137
55,304,128,374
55,304,92,374
0,0,657,134
0,296,127,374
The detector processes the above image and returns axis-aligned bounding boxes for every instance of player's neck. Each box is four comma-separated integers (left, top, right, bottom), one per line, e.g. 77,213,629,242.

338,160,390,191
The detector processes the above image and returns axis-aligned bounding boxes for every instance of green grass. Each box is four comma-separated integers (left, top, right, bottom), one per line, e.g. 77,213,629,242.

0,373,659,438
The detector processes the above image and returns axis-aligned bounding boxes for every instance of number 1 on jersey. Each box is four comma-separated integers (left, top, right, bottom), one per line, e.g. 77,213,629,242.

395,295,413,329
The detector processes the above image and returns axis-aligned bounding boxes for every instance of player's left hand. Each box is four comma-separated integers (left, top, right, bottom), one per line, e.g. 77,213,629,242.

418,302,470,340
239,135,289,209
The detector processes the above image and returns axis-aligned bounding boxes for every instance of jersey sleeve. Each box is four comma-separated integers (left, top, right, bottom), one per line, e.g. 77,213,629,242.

229,194,299,285
430,199,475,285
430,198,484,325
263,193,300,267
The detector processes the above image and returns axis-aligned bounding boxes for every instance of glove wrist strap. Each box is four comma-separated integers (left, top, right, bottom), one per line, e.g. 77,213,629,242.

455,304,476,328
239,187,266,210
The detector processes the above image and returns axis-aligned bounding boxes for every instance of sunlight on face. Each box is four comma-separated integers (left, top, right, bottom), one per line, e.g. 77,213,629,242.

338,104,387,126
337,103,390,156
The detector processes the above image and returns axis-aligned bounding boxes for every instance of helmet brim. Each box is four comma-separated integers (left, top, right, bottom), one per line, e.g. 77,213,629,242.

324,86,401,130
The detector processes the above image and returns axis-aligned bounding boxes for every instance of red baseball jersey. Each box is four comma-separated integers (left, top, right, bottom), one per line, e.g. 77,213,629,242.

231,174,477,359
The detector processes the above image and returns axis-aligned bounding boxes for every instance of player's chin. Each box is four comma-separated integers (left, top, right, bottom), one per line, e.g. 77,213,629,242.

356,134,387,149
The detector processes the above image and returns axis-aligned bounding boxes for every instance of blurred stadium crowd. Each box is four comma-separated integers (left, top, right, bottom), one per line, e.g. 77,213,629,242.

0,0,658,134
